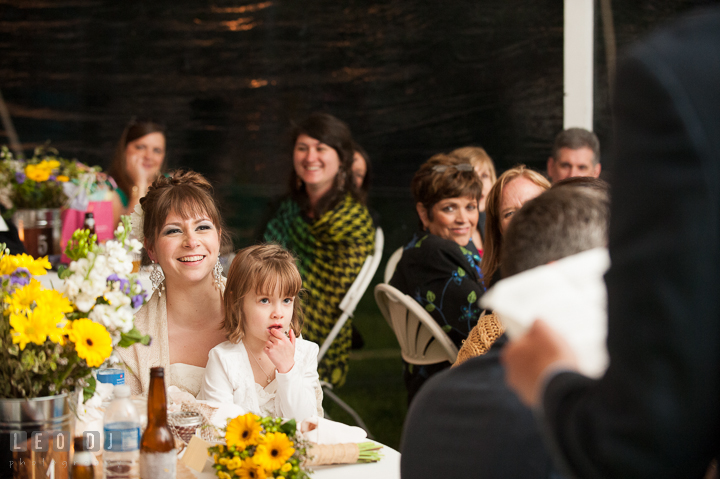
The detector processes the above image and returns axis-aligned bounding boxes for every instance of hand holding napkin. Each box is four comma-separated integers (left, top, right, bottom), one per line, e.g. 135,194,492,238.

480,247,610,378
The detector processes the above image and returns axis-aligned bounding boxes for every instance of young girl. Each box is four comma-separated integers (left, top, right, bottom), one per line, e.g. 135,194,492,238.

198,244,323,421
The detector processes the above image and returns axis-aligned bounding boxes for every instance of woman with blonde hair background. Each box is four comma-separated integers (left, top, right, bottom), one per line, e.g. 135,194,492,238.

451,146,497,253
481,165,550,288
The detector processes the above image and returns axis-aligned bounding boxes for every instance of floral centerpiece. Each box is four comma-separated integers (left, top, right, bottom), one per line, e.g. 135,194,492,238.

209,414,311,479
0,144,108,214
207,413,384,479
0,216,150,400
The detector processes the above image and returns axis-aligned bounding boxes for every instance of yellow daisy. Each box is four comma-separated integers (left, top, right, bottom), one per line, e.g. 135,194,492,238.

33,304,67,345
225,457,242,470
5,279,43,314
70,319,112,367
217,472,231,479
25,164,51,182
236,457,267,479
55,175,69,182
253,432,295,472
9,310,49,350
226,413,262,450
36,289,73,315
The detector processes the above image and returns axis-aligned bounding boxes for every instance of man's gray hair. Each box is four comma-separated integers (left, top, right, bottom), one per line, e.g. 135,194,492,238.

500,187,610,277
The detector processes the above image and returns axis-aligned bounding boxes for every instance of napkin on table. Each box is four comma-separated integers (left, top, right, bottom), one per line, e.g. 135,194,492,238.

300,416,367,444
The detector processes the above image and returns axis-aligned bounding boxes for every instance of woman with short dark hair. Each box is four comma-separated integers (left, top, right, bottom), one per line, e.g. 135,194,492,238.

390,153,485,403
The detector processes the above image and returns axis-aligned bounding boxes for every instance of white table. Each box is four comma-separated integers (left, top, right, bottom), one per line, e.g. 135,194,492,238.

182,441,401,479
37,269,153,294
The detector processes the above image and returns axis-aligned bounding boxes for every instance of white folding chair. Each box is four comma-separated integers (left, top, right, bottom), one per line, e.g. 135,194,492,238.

317,227,384,436
383,246,403,283
374,283,459,366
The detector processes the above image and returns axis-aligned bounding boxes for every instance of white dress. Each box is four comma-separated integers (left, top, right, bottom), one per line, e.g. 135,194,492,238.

168,363,205,397
198,338,324,422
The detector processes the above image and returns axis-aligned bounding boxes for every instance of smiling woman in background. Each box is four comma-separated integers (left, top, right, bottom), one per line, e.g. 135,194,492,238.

264,112,375,388
108,118,167,227
481,165,550,288
389,153,485,403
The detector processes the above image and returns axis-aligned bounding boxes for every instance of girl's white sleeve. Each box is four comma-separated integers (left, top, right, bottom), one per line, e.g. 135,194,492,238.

198,347,235,404
275,340,323,422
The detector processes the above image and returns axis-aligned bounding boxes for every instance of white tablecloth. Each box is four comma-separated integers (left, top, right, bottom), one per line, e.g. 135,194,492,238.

183,441,401,479
37,270,153,294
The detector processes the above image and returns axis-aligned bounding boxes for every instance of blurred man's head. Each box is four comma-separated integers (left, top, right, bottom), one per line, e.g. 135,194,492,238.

501,186,609,277
546,128,601,183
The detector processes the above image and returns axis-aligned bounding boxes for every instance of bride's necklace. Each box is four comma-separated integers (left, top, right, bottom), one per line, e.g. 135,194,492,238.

250,352,276,385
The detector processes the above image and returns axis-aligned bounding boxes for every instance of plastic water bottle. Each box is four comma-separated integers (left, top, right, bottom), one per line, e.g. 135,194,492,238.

104,385,141,478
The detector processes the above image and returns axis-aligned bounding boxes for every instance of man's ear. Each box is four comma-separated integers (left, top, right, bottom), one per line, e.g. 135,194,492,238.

592,163,602,178
546,156,555,174
416,202,430,230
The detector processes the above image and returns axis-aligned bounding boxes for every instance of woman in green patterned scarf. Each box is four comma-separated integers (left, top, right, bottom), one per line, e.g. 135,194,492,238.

264,113,375,387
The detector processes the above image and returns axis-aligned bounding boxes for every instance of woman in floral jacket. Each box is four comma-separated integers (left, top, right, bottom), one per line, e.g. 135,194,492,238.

390,153,485,404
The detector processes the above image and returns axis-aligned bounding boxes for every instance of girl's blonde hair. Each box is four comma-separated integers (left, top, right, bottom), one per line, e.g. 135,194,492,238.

451,146,497,184
481,165,551,285
223,243,304,343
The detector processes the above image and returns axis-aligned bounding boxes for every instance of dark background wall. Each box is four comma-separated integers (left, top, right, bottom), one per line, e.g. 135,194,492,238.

1,0,716,250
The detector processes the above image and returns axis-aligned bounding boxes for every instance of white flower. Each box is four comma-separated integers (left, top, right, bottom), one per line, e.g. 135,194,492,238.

74,292,98,313
104,290,131,308
129,239,143,254
90,304,133,334
130,203,145,243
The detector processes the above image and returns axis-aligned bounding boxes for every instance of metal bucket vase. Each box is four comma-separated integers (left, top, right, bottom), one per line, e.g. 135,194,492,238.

12,208,62,259
0,393,75,479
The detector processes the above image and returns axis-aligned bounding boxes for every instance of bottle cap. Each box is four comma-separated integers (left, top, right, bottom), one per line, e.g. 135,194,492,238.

150,366,165,377
114,384,131,398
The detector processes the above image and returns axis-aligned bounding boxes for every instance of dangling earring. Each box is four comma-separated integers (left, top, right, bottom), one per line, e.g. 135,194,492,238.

149,260,165,297
213,258,224,290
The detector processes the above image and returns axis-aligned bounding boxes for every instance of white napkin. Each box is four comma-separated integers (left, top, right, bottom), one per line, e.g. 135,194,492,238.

300,416,367,444
167,385,197,413
480,247,610,378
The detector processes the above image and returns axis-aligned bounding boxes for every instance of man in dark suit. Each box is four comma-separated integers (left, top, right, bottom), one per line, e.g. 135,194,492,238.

400,186,609,478
504,8,720,478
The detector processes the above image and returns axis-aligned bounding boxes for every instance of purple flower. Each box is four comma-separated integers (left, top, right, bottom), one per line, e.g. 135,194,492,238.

131,292,146,309
107,274,130,294
49,175,57,181
15,172,26,184
9,267,30,288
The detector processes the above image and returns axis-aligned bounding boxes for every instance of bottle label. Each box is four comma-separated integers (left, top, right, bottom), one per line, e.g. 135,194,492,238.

104,422,141,452
140,450,176,478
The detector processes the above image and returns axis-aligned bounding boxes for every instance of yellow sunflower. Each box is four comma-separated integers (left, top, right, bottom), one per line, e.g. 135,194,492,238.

36,289,73,315
70,319,112,367
56,175,69,182
253,432,295,472
226,413,262,450
236,457,267,479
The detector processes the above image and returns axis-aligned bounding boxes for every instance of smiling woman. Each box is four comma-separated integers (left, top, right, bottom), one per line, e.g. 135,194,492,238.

389,153,486,403
117,169,232,397
263,113,375,388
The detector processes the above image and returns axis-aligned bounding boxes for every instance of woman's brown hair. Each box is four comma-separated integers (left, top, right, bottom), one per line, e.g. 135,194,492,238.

289,112,361,218
139,169,231,255
223,243,304,343
108,118,166,197
411,153,483,227
481,165,551,285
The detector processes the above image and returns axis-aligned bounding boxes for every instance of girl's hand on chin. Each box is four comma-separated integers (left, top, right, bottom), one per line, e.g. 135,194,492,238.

266,328,296,374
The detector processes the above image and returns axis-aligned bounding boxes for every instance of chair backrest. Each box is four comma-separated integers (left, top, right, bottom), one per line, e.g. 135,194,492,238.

318,227,384,362
383,246,403,283
374,283,458,365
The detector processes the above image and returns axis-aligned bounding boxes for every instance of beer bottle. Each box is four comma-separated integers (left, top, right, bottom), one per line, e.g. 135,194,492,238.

84,211,96,236
72,436,95,479
139,367,176,478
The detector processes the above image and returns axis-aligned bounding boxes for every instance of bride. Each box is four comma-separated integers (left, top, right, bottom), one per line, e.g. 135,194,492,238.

118,169,229,396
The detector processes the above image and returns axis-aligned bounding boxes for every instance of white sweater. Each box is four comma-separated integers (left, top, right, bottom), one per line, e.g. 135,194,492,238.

198,338,324,422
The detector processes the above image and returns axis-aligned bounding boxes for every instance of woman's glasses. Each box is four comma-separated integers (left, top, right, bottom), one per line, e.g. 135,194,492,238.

432,164,475,173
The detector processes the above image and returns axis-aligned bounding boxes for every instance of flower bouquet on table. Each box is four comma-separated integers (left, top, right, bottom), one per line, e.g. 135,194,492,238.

0,144,106,213
207,413,383,479
0,216,150,401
